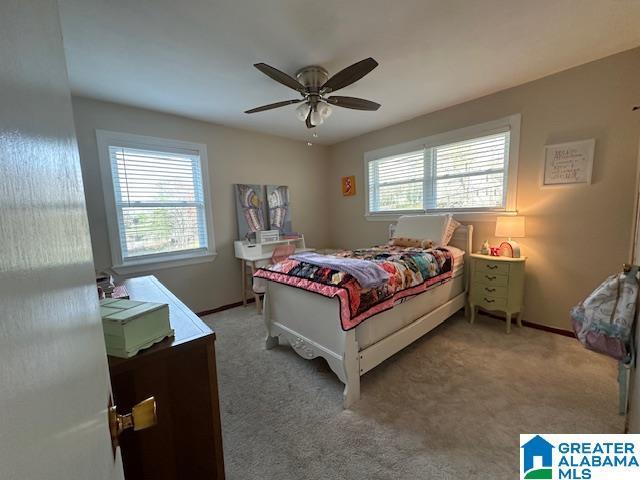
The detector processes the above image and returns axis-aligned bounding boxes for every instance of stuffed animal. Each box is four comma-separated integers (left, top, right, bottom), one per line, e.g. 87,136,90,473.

390,237,434,249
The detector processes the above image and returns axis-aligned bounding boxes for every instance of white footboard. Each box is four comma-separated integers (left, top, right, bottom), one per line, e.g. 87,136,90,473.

263,281,467,408
263,281,361,407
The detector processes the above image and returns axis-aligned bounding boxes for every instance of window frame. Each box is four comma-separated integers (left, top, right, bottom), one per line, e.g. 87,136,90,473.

96,130,216,274
363,114,521,221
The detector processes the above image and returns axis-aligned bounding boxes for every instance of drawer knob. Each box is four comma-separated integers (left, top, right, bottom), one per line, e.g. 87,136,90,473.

486,264,498,270
483,297,495,303
485,287,496,292
485,275,496,280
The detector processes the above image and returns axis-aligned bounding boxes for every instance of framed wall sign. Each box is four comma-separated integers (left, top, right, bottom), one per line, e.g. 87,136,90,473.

542,139,595,187
342,175,356,196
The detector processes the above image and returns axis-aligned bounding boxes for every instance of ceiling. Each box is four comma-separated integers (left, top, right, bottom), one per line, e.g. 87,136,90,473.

58,0,640,145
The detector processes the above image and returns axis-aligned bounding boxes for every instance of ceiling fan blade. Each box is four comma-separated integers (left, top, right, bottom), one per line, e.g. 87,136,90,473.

326,96,381,111
245,99,303,114
305,110,315,129
254,63,306,93
321,57,378,93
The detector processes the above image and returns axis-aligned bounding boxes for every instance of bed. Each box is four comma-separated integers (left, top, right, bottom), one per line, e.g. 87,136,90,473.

256,215,473,408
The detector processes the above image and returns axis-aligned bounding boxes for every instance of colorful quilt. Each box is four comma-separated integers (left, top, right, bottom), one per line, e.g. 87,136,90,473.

254,245,454,330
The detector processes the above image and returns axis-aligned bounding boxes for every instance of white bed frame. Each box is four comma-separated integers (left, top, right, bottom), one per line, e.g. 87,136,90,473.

262,217,473,408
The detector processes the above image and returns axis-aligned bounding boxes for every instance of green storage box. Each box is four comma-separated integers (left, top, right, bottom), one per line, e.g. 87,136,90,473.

100,298,173,358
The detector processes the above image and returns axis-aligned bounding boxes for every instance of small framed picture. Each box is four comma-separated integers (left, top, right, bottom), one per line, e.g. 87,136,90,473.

342,175,356,196
542,139,595,187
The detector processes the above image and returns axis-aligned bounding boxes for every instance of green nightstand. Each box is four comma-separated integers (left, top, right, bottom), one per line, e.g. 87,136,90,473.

468,253,526,333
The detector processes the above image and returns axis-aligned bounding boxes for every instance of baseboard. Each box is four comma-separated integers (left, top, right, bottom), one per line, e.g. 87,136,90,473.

479,310,575,338
197,297,255,317
521,320,575,338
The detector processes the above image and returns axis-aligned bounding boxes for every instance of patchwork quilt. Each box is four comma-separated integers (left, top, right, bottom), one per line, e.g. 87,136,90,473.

254,245,453,330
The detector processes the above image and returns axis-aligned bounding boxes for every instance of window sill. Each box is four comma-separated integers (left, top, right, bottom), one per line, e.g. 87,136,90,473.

365,211,517,222
112,251,217,275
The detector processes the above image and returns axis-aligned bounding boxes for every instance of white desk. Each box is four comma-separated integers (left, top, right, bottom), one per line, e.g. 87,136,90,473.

234,236,313,312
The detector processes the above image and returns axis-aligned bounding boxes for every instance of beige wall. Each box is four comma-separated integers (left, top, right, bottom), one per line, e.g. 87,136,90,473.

327,47,640,331
72,96,329,312
74,47,640,329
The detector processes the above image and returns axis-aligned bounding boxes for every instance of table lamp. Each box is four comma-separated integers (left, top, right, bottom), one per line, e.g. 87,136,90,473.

495,216,525,258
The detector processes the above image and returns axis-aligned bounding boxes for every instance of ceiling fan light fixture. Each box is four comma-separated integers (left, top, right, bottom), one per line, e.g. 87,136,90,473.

317,102,332,119
310,109,324,126
295,103,311,121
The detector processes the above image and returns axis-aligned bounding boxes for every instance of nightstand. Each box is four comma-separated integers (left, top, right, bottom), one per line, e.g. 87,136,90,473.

468,253,526,333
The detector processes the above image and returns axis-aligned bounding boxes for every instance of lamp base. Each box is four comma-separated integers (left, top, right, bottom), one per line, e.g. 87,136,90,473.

499,240,521,258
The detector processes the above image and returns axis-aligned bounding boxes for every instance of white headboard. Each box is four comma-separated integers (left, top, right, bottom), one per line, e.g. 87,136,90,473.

449,224,473,255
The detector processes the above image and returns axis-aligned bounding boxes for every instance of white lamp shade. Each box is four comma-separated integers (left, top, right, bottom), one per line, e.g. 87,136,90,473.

495,216,525,238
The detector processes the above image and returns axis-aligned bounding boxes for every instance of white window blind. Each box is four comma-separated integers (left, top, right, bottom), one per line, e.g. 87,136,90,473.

368,150,424,212
367,128,512,214
431,131,509,210
109,146,208,260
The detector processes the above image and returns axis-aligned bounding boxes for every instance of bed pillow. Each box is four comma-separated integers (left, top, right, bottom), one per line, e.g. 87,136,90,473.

443,216,462,246
389,237,435,249
393,214,460,246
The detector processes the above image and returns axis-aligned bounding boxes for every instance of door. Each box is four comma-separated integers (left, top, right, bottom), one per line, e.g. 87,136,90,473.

628,139,640,433
0,1,124,478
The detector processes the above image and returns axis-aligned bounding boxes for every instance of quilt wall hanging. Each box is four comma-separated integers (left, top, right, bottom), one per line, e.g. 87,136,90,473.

235,184,292,240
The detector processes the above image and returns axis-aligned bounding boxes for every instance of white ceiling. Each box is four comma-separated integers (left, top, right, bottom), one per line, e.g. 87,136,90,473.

58,0,640,145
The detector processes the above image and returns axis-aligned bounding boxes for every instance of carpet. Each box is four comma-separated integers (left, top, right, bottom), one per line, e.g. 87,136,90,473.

202,308,624,480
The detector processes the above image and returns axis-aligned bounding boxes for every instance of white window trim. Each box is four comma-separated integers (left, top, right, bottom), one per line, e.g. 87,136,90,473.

96,130,216,274
363,114,521,222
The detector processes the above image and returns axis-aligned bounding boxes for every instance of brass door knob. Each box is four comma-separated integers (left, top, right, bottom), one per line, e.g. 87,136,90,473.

109,397,157,447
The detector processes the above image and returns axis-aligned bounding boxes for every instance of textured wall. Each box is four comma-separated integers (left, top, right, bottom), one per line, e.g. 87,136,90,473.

327,48,640,331
73,97,329,312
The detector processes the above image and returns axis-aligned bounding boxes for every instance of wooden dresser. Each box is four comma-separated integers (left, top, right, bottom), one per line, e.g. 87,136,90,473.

108,276,225,479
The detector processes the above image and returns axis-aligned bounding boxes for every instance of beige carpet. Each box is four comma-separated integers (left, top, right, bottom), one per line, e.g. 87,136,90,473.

203,308,624,480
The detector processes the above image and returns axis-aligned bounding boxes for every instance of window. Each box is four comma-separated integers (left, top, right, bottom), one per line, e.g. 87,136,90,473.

97,131,215,273
365,115,520,218
368,150,424,212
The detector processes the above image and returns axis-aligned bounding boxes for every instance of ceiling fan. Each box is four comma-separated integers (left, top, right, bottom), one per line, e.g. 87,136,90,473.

244,57,381,128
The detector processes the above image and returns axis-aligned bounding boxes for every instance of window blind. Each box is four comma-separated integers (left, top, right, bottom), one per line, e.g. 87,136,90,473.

431,131,509,210
367,130,510,213
109,146,208,259
368,150,424,212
